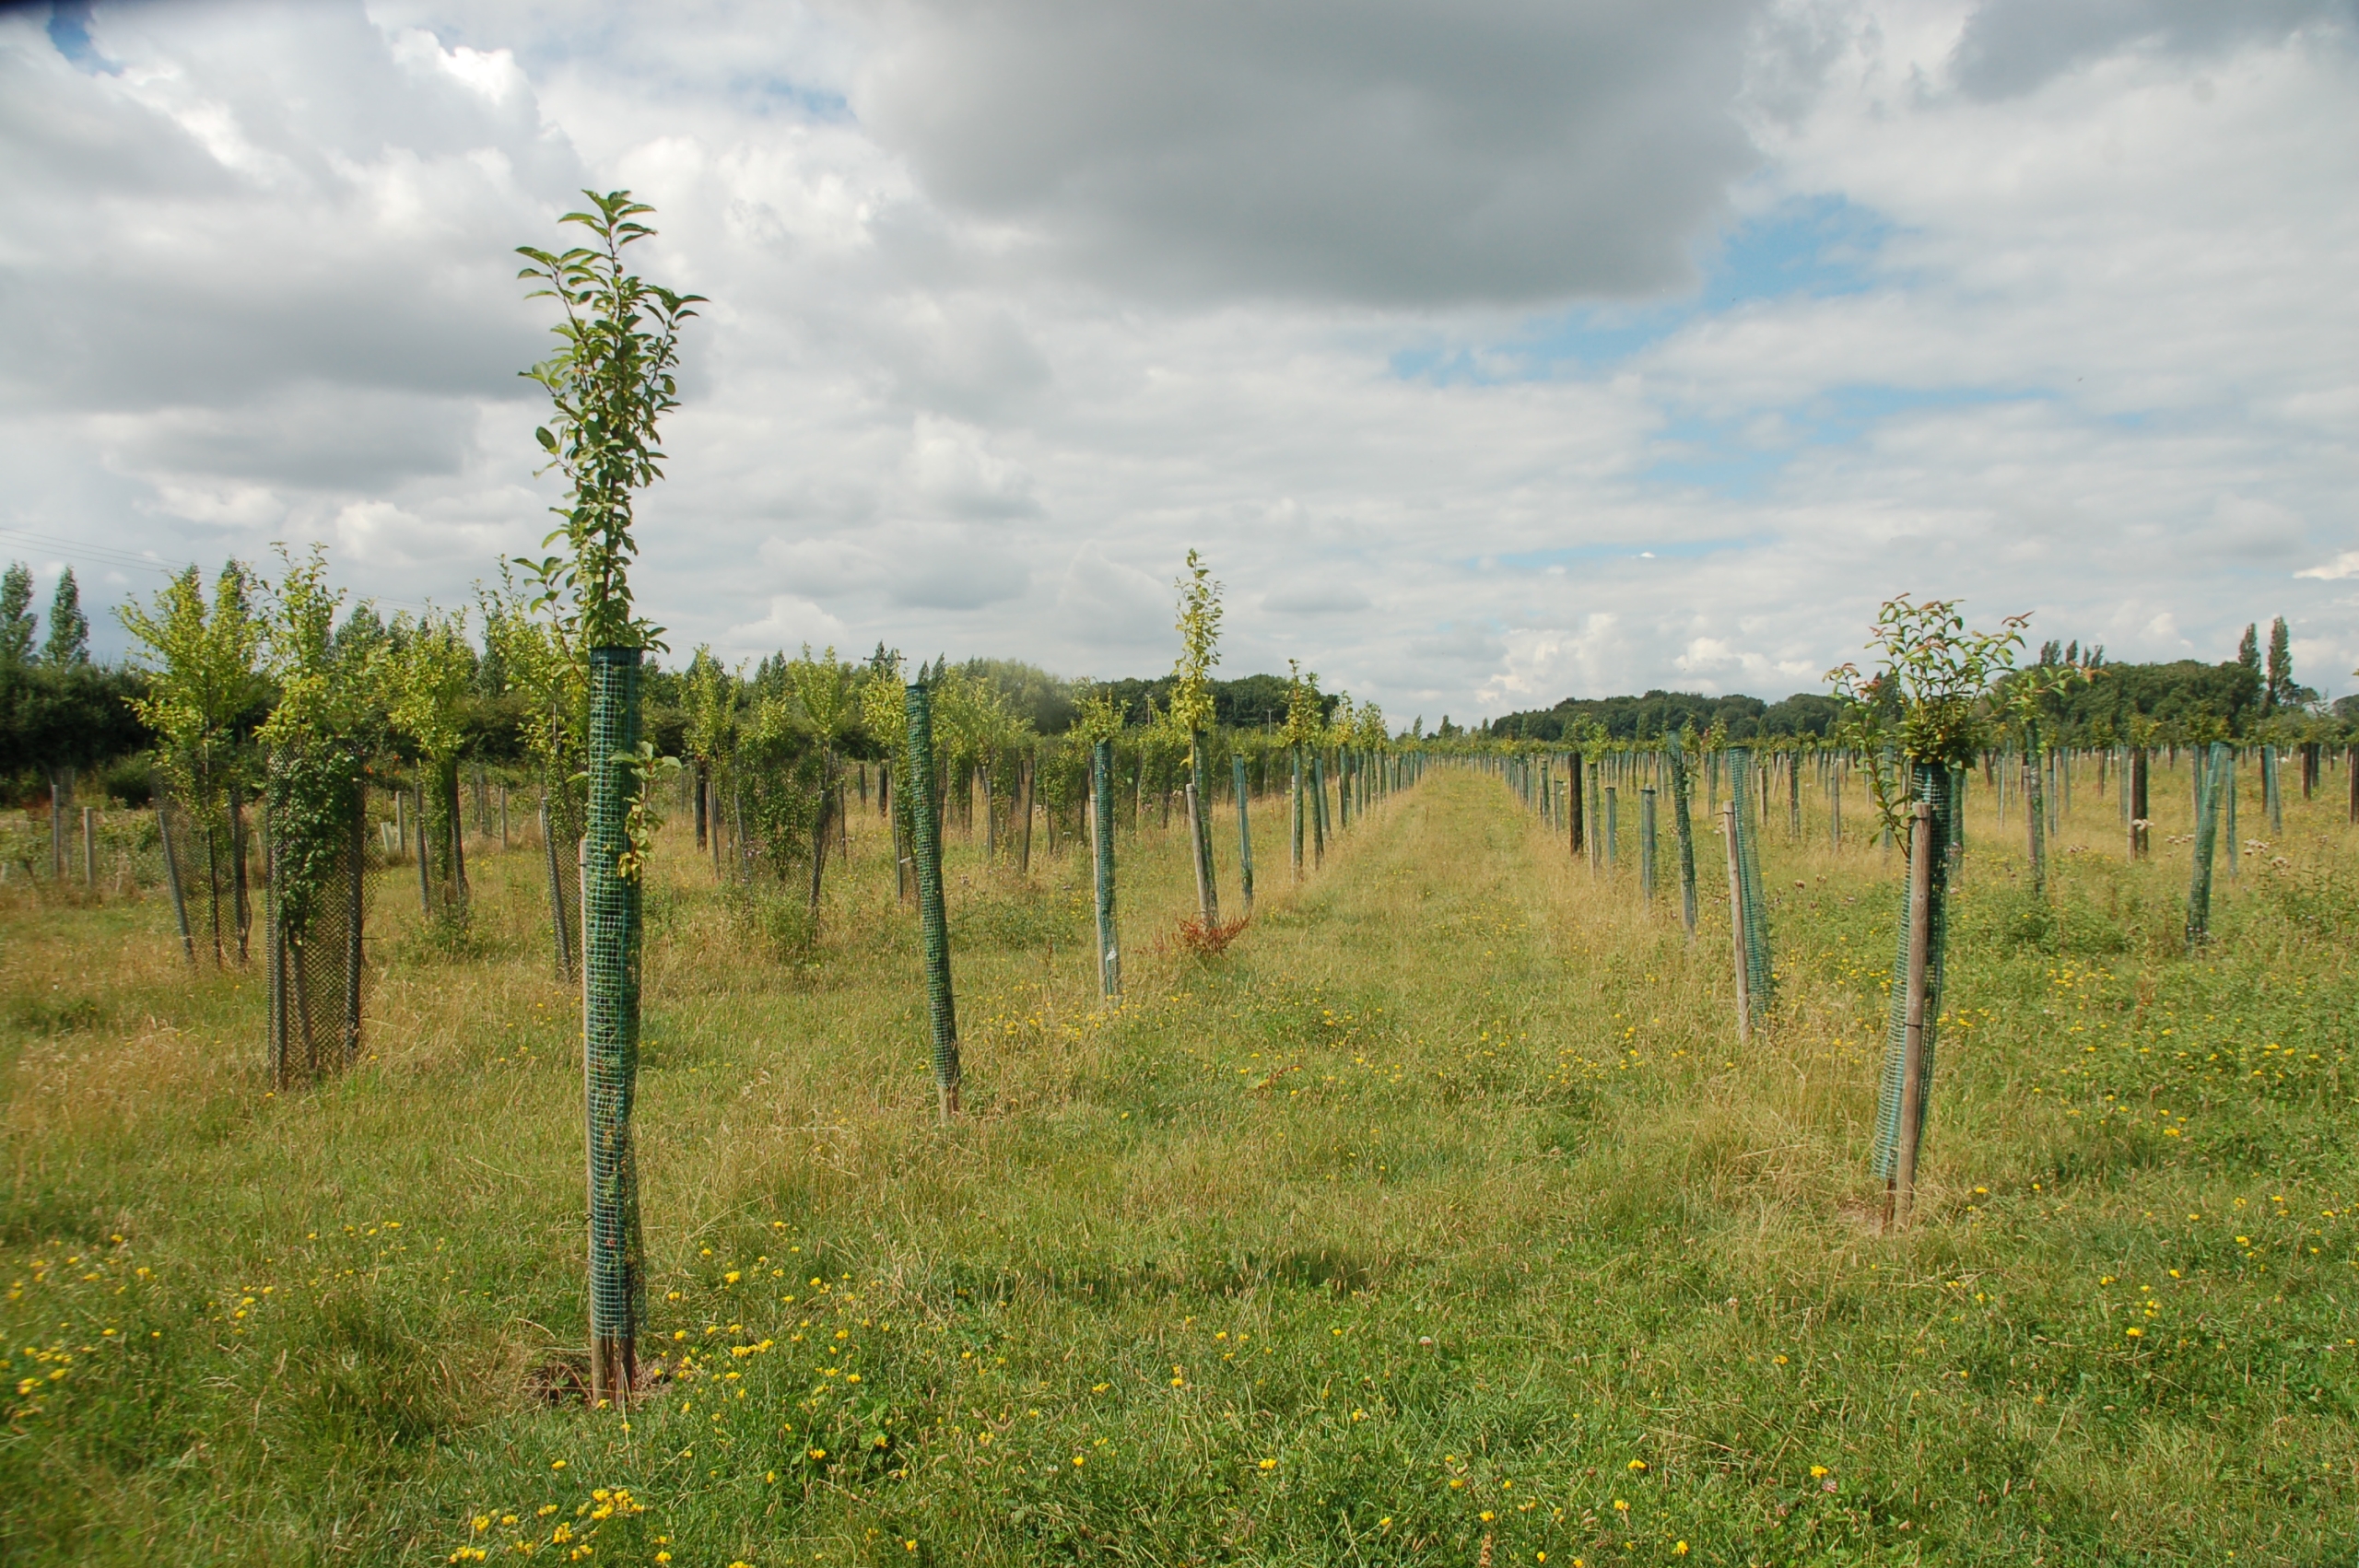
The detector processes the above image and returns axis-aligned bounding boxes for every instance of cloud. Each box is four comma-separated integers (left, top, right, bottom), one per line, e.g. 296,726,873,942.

905,414,1038,517
5,1,2353,701
1949,0,2354,100
726,594,850,657
2298,551,2359,581
1262,583,1373,615
852,0,1761,306
1055,542,1168,645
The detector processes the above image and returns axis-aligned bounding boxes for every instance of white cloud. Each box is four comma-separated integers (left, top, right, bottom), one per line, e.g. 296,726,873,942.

726,594,849,659
2298,552,2359,582
0,0,2352,705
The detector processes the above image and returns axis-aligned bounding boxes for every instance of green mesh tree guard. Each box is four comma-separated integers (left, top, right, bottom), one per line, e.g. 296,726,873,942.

1726,748,1773,1016
1639,788,1659,900
1231,753,1254,914
2224,749,2239,878
905,684,962,1117
582,646,644,1403
2262,743,2282,836
264,752,370,1088
1603,785,1618,870
1189,731,1219,925
1666,745,1697,935
1311,755,1327,865
2024,727,2048,896
1871,763,1956,1183
1290,747,1306,878
1093,739,1121,997
2186,741,2228,945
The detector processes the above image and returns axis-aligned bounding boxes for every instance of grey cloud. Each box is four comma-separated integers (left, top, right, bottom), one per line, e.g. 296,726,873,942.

1950,0,2355,99
0,2,580,415
755,522,1030,608
890,549,1028,609
99,386,479,488
851,0,1762,307
1262,583,1373,615
1054,542,1168,644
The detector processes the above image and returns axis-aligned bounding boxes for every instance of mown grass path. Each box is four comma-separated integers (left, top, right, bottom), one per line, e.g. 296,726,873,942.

1,766,2353,1564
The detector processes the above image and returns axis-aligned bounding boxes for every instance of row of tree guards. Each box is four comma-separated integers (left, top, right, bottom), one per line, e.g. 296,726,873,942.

898,684,1435,1131
1484,727,2313,1228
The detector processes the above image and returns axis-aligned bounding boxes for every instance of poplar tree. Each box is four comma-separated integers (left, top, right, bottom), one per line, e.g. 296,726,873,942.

0,564,34,663
42,568,88,665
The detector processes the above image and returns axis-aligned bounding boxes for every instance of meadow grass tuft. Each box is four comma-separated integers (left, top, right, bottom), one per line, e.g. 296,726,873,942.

0,760,2353,1563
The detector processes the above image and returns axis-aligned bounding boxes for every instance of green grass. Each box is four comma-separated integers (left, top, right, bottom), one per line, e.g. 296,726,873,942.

2,757,2355,1565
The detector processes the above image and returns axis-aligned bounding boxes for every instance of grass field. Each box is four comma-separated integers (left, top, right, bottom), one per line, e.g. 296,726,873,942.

3,755,2355,1565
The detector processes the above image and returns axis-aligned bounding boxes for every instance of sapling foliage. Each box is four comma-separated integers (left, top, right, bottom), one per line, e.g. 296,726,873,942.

516,190,702,1406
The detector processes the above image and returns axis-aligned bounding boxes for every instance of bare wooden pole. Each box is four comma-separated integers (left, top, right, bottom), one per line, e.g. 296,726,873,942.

1016,755,1035,876
1886,801,1937,1231
157,802,195,965
1185,782,1213,923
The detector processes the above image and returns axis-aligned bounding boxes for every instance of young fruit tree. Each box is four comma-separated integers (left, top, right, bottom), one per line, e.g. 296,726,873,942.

1829,595,2026,1229
117,562,264,966
381,607,477,932
516,189,703,1407
253,547,378,1085
1169,550,1223,928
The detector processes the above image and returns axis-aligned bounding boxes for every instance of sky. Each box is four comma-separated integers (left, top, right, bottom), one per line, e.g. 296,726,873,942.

2,0,2354,725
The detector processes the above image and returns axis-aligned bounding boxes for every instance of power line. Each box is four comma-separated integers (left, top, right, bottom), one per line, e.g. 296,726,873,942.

0,526,197,579
0,527,430,613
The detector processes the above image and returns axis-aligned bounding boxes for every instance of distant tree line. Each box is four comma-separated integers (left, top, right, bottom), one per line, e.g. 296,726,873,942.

7,561,2353,808
1482,690,1843,743
1480,616,2344,749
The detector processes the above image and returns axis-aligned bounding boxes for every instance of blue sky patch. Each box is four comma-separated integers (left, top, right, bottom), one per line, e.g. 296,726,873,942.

47,2,117,75
1391,194,1900,386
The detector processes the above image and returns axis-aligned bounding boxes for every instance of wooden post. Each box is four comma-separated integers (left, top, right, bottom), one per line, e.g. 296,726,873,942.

541,799,574,983
1185,782,1214,924
49,769,66,882
1723,802,1750,1047
2130,748,2151,860
1887,802,1936,1231
416,782,432,915
157,803,195,965
1016,755,1035,876
1567,751,1585,857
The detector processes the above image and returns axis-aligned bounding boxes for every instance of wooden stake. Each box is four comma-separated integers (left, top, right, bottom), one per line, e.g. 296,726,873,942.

158,803,195,965
1887,801,1936,1231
